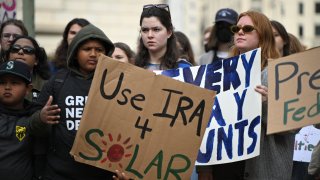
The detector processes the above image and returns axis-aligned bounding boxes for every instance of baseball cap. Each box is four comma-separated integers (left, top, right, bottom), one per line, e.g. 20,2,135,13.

0,60,32,83
215,8,238,25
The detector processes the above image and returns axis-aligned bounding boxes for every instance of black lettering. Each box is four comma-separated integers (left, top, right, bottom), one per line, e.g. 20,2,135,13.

309,69,320,90
135,116,152,139
297,72,309,95
153,89,183,119
117,89,131,105
275,62,298,100
131,94,145,111
171,96,193,126
189,100,206,136
100,69,124,100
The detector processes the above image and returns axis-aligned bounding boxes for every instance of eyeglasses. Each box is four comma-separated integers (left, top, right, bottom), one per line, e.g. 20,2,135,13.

143,4,170,12
230,25,255,33
2,33,20,40
10,44,35,55
143,4,171,18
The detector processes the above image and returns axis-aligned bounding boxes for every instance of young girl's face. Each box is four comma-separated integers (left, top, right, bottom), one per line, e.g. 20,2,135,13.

272,26,285,57
234,15,260,54
67,24,82,45
76,39,106,75
112,47,129,63
0,75,30,109
140,17,172,56
1,24,23,51
9,38,37,69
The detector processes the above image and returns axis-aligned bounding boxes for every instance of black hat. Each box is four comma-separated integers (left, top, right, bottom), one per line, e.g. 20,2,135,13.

0,60,31,83
215,8,238,25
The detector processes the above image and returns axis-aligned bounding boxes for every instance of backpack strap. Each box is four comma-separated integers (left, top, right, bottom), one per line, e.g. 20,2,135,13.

52,69,70,104
50,69,70,153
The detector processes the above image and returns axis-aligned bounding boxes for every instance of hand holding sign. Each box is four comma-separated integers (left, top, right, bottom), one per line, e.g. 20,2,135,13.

70,56,215,179
267,47,320,134
255,85,268,102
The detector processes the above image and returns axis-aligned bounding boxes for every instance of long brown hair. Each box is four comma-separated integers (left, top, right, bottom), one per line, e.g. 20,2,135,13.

135,5,179,70
231,11,280,69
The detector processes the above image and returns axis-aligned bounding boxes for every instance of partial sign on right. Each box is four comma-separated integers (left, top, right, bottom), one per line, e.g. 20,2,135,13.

267,47,320,134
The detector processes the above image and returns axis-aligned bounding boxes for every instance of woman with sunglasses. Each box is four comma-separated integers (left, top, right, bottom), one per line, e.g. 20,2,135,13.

6,35,50,101
6,36,51,180
230,11,296,180
0,19,29,64
135,4,191,70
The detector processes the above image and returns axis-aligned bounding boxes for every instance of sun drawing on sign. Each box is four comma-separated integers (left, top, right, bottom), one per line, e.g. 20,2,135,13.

100,133,133,169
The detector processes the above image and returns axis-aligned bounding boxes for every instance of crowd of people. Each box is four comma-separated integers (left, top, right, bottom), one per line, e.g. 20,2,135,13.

0,3,318,180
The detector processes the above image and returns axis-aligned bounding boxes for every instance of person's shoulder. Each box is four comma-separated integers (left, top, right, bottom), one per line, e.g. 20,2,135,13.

177,58,192,68
198,50,214,65
24,100,42,113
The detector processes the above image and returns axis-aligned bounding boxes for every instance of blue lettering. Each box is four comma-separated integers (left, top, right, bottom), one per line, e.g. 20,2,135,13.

234,89,248,121
208,97,226,127
161,68,180,78
223,56,240,91
247,116,261,154
217,124,233,160
196,129,215,163
241,49,257,88
205,61,222,94
183,65,206,86
235,120,248,156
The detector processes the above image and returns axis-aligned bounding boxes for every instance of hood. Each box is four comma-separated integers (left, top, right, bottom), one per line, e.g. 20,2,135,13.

67,24,115,73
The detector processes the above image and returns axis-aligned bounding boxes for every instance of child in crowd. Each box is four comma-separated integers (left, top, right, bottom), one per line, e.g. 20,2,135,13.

0,60,47,180
112,42,136,64
32,24,116,180
6,35,50,101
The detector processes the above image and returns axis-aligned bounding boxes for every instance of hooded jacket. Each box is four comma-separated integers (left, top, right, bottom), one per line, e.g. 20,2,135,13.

33,24,115,180
0,100,44,180
67,24,114,78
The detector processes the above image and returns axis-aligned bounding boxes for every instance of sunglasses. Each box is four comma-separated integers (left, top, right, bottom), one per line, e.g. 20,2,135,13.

230,25,255,33
10,44,35,55
2,33,20,40
143,4,171,17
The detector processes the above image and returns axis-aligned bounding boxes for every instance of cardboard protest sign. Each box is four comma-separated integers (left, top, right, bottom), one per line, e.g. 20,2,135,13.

156,48,262,165
0,0,16,24
293,125,320,162
267,47,320,134
70,55,215,179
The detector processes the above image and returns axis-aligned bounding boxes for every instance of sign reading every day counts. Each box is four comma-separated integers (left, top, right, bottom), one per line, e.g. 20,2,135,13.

156,48,262,165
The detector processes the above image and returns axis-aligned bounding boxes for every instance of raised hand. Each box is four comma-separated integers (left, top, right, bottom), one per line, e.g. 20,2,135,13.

40,96,61,124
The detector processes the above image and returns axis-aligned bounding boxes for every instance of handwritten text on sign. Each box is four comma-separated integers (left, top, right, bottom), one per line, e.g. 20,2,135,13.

267,47,320,134
70,56,215,179
0,0,16,24
156,48,262,164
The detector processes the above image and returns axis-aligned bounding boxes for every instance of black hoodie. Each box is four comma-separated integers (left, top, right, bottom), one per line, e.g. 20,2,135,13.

0,101,43,180
34,24,115,180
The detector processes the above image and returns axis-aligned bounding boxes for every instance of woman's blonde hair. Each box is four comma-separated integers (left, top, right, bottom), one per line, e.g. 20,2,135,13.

231,11,280,69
